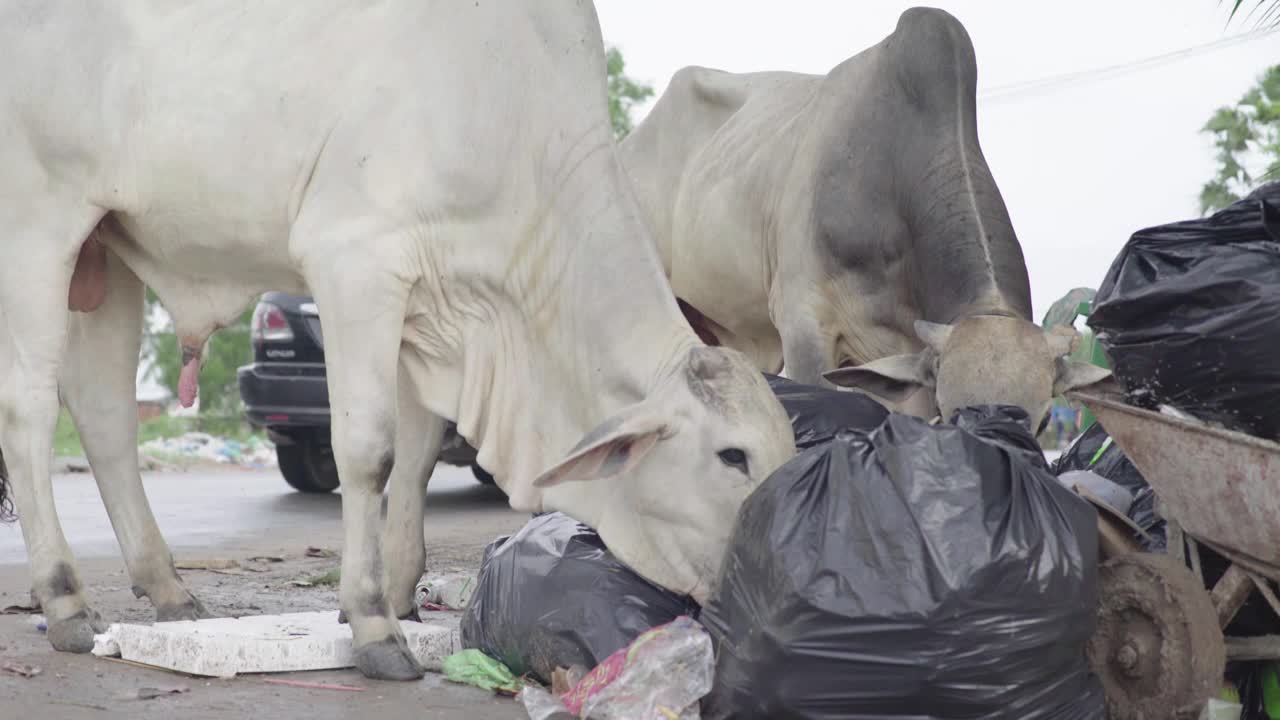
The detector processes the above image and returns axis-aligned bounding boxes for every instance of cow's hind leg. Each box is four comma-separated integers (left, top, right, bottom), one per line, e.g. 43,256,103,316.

60,244,207,621
0,204,107,652
384,357,446,621
301,246,422,680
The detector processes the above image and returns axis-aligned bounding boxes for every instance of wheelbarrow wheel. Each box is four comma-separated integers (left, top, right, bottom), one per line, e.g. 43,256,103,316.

1088,552,1226,720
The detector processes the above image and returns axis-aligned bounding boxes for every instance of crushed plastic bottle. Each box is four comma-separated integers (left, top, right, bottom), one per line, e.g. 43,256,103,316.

519,616,713,720
414,572,477,611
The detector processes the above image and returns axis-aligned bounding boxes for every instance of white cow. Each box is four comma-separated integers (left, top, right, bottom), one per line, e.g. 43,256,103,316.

0,1,795,680
619,8,1108,426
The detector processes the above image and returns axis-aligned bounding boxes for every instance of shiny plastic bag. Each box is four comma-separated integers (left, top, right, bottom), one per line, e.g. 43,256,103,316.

518,617,712,720
1054,421,1165,550
461,513,699,684
1089,182,1280,440
700,406,1104,719
765,374,889,449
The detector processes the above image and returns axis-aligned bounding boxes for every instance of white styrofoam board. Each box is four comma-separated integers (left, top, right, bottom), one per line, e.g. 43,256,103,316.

92,611,461,678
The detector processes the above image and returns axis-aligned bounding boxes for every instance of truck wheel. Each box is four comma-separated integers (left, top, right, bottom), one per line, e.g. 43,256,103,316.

277,443,341,494
471,463,496,486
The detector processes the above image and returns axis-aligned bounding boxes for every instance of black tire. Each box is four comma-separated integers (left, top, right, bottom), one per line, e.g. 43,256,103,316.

277,443,341,494
471,463,496,486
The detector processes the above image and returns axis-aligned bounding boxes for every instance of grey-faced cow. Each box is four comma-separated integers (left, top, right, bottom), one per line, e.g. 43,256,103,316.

619,7,1108,425
0,1,795,680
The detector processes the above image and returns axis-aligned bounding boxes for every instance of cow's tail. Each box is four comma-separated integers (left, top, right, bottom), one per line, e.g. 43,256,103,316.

0,446,11,522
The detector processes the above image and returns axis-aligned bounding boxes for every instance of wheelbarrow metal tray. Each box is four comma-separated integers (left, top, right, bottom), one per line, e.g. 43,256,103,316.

1069,381,1280,577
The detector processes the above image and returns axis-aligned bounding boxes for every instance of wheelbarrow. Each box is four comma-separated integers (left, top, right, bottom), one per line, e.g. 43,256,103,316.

1066,379,1280,719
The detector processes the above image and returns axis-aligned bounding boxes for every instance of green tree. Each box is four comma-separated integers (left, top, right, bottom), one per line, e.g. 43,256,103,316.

606,45,654,140
1199,64,1280,214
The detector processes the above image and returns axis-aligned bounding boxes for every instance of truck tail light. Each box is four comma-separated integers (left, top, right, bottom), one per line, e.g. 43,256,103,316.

251,302,294,345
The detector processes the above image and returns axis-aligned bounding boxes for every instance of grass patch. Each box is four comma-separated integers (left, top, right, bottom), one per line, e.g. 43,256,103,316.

138,414,264,444
49,408,266,460
54,410,84,457
309,568,342,587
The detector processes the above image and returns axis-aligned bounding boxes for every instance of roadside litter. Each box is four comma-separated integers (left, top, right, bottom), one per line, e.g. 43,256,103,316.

699,405,1104,719
416,572,477,612
138,432,278,468
89,611,459,678
135,685,189,700
461,512,699,684
518,617,713,720
0,603,39,615
0,659,41,678
1089,182,1280,441
442,649,526,696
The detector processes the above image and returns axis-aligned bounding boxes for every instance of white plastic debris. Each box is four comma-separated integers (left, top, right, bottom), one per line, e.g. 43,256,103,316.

90,611,459,678
519,686,572,720
1199,698,1242,720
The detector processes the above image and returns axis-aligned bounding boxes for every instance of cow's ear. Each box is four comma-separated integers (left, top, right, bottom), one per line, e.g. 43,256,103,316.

1053,358,1111,397
823,352,933,403
534,410,670,488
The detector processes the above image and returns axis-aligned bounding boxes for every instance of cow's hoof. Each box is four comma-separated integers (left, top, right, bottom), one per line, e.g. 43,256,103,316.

353,636,423,681
156,594,210,622
47,610,107,654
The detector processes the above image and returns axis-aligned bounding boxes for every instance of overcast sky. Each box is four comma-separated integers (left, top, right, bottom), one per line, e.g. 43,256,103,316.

595,0,1279,318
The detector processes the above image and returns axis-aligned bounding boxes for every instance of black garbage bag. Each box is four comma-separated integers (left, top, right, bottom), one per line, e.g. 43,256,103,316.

700,406,1104,720
460,512,699,684
1054,421,1165,550
1089,183,1280,440
764,374,889,448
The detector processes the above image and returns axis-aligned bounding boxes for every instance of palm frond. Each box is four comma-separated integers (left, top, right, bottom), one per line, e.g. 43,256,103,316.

1226,0,1280,28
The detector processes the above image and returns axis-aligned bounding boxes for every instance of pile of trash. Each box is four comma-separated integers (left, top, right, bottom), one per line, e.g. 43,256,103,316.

461,512,699,684
139,432,277,469
1089,182,1280,441
701,404,1101,720
447,377,1104,719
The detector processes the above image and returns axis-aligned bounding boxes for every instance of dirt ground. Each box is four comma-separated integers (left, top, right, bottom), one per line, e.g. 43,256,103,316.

0,467,531,720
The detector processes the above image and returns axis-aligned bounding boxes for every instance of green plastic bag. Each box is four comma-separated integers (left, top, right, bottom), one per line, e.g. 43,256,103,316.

442,649,524,695
1263,662,1280,719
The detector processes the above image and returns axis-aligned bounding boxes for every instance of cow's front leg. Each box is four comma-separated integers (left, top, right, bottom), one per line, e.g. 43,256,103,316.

383,358,446,621
0,204,108,652
304,252,422,681
60,248,207,622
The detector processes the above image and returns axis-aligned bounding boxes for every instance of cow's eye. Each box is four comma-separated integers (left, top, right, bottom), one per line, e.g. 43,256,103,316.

717,448,749,474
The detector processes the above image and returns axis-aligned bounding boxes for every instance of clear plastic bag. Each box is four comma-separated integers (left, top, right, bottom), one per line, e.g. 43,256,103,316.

519,616,712,720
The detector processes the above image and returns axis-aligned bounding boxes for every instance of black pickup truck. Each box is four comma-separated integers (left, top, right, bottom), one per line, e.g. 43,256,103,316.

236,292,492,493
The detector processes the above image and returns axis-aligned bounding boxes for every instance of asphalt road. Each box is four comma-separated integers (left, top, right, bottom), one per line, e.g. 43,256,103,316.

0,464,524,563
0,464,531,720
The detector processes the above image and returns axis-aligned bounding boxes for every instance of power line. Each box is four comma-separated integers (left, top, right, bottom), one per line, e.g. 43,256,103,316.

978,26,1280,104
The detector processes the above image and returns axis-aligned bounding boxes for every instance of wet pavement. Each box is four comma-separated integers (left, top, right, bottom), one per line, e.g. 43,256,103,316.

0,464,530,720
0,464,522,562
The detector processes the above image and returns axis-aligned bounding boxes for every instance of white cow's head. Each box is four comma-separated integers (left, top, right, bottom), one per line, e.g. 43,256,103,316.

824,316,1110,430
535,346,795,604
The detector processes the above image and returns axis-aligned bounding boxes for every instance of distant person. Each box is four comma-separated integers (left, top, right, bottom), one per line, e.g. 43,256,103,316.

1051,405,1078,449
